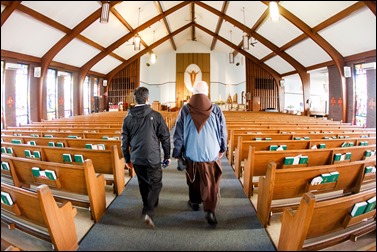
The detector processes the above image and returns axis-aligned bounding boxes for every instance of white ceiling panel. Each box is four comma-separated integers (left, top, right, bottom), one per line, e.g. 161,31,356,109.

165,5,191,33
21,1,100,29
281,1,358,28
265,56,296,75
318,8,376,56
1,10,65,58
91,55,123,75
81,12,130,48
196,5,218,35
53,39,101,68
285,38,332,67
257,15,303,48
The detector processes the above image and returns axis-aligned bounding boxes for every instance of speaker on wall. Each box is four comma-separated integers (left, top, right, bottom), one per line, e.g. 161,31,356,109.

103,80,108,87
344,66,351,78
34,67,41,78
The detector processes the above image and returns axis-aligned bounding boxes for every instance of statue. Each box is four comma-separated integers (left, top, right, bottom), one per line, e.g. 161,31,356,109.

187,70,200,86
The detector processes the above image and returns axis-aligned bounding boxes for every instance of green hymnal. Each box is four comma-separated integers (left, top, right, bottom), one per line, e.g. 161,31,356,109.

74,154,84,163
350,201,368,217
254,138,262,141
102,136,109,140
62,153,72,162
33,151,41,159
294,137,301,140
339,136,344,139
1,191,14,206
11,139,22,144
299,156,308,165
56,142,64,148
27,141,36,146
31,167,40,177
320,173,332,183
303,137,310,140
364,196,376,213
278,145,287,150
340,142,348,148
1,147,6,154
348,142,354,147
68,135,79,139
48,142,55,147
345,152,352,160
1,162,10,171
365,166,376,174
24,149,32,158
265,137,272,141
30,134,39,137
6,147,13,154
364,150,372,157
85,144,93,149
319,143,326,149
333,153,342,161
283,157,294,165
269,145,278,151
329,171,340,182
44,135,53,138
359,141,368,146
45,170,57,180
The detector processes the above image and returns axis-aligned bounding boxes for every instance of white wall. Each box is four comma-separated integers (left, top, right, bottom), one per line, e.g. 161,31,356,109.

140,41,246,106
283,70,328,113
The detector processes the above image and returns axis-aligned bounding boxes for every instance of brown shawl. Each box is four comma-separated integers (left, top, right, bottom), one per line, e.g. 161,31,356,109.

188,94,212,133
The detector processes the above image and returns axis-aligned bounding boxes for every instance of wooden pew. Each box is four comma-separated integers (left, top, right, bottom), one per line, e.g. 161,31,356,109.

1,135,123,159
1,154,106,223
1,182,78,251
277,188,376,251
227,129,375,167
1,142,125,196
1,130,121,140
234,137,376,178
7,126,121,134
1,134,134,177
242,144,377,197
257,159,376,227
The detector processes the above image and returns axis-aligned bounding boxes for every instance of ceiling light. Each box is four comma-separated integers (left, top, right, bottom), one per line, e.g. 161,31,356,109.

229,30,234,64
133,34,141,51
270,2,280,22
133,7,141,51
150,30,157,64
150,52,157,64
100,1,110,24
242,7,249,50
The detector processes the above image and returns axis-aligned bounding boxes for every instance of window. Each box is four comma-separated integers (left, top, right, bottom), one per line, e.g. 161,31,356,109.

83,76,90,115
58,71,73,118
46,69,57,120
15,64,29,125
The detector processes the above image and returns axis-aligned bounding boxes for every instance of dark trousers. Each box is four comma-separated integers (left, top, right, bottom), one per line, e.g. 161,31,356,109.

185,160,222,212
134,164,162,218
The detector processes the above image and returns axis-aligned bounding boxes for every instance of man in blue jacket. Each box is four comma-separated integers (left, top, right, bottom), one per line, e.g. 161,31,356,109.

173,81,227,225
121,86,171,229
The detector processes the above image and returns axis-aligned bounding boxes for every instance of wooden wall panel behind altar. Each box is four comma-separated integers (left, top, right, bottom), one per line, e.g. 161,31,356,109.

176,53,210,108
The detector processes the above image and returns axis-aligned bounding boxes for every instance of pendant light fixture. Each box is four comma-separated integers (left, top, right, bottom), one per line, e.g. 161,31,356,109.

133,7,141,51
100,1,110,24
150,30,157,64
270,1,280,22
229,30,234,64
242,7,249,50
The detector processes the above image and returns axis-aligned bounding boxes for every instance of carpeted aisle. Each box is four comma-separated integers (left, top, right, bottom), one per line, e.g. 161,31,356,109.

78,156,276,251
